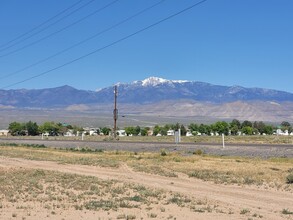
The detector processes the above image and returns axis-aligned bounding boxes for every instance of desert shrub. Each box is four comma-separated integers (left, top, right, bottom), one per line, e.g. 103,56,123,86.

286,173,293,184
160,149,167,156
282,209,293,215
193,149,203,155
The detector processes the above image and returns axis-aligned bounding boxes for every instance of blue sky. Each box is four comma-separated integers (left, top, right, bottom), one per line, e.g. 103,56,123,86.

0,0,292,92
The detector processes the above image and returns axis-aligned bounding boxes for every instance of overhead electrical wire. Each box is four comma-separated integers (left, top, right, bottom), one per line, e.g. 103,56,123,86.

0,0,87,50
1,0,208,89
0,0,119,58
0,0,96,53
0,0,166,80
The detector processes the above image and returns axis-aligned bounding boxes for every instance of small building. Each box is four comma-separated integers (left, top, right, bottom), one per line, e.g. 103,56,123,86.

276,129,289,136
64,129,75,137
186,131,193,137
42,132,49,137
82,127,99,136
167,130,175,136
0,130,9,136
117,130,126,137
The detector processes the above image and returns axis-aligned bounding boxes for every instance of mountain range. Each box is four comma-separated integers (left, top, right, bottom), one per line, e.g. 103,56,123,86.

1,77,293,123
1,77,293,107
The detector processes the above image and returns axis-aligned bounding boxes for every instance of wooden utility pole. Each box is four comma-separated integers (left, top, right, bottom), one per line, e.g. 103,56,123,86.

113,85,118,139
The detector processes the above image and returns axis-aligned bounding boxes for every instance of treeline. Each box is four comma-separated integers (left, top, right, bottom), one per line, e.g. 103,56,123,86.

8,121,84,136
8,121,114,136
125,120,292,136
188,120,277,136
7,119,293,137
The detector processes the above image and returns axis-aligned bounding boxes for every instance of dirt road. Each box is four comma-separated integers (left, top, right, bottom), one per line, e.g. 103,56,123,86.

0,156,292,220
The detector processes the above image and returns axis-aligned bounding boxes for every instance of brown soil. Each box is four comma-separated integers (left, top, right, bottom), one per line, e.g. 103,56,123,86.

0,156,292,220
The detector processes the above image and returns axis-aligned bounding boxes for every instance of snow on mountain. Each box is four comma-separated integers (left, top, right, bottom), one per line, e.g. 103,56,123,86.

141,77,168,86
133,77,189,87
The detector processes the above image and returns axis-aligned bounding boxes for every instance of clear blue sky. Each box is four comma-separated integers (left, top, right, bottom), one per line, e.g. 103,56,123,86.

0,0,292,92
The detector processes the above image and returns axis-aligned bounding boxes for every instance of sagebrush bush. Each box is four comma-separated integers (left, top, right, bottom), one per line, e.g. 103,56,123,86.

286,173,293,184
193,149,203,155
160,149,167,156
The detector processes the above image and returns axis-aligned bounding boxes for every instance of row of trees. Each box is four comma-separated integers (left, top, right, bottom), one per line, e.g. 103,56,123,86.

124,126,150,136
188,120,276,135
153,123,186,136
7,119,292,137
8,121,115,137
123,120,292,136
8,121,83,136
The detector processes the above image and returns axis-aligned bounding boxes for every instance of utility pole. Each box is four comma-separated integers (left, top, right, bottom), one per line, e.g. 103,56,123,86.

113,85,118,139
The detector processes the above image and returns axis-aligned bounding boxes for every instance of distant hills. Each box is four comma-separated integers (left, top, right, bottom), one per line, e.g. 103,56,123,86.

101,77,293,104
1,77,293,123
1,76,293,108
0,85,98,108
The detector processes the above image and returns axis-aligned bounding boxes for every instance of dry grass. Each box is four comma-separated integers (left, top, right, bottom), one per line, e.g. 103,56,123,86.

0,145,292,219
0,168,219,219
0,145,292,190
1,134,293,144
127,152,293,190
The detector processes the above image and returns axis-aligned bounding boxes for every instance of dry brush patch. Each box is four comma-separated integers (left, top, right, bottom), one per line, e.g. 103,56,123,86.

0,168,227,219
0,145,292,219
0,145,292,190
2,134,293,144
126,151,293,191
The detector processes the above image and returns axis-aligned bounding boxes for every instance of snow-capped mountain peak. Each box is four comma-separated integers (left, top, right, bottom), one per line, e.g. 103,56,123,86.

138,76,189,87
142,77,168,86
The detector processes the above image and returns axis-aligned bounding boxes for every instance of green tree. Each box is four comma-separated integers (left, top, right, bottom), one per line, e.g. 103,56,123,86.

241,126,253,135
215,121,230,135
253,121,266,134
188,123,198,132
8,122,25,136
164,124,171,131
140,128,148,136
39,122,60,136
153,125,161,136
230,125,239,135
125,126,135,136
160,127,168,136
264,125,274,135
231,119,241,128
230,119,241,135
198,124,210,135
101,127,111,136
26,121,39,136
134,126,141,136
241,120,252,128
281,121,291,127
281,121,292,133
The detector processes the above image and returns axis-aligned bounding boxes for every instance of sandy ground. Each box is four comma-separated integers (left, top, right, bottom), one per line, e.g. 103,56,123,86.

0,156,292,220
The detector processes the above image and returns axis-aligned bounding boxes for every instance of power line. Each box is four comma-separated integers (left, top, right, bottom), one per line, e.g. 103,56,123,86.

0,0,120,59
0,0,87,50
0,0,95,51
1,0,208,89
0,0,165,80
